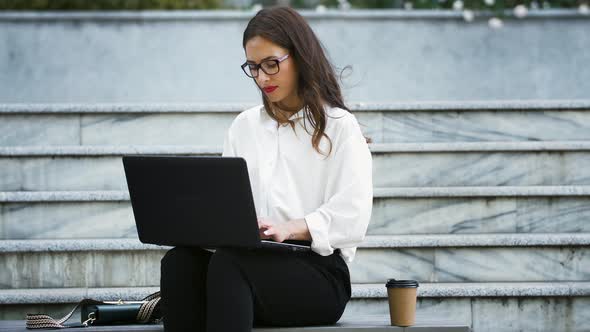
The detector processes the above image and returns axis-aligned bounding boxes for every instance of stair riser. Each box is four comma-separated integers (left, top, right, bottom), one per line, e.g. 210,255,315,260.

1,197,589,240
1,297,588,332
0,113,234,147
0,298,472,323
2,110,590,146
1,247,588,288
352,247,590,283
371,197,590,235
347,298,590,332
2,151,590,191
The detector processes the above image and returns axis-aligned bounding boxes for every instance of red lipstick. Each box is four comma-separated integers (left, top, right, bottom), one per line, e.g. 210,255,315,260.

263,86,278,93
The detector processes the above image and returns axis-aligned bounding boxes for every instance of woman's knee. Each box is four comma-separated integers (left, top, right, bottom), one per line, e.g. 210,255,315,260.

207,248,250,279
161,247,189,270
161,246,210,272
207,248,236,268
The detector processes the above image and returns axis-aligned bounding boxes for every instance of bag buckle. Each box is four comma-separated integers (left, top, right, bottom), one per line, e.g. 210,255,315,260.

82,312,96,327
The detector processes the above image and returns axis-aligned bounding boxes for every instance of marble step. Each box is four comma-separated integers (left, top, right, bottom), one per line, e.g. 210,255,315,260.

0,186,590,240
1,100,590,146
4,141,590,156
2,282,588,304
1,187,590,240
2,142,590,191
0,316,470,332
0,282,588,328
1,235,588,288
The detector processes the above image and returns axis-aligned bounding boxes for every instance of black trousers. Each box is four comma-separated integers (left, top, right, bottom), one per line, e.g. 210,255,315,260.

160,241,351,332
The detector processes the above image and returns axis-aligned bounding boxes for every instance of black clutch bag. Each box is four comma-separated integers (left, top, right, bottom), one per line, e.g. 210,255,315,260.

25,291,162,329
81,301,147,326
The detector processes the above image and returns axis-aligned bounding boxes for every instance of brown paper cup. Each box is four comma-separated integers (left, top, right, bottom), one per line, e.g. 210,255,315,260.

386,279,419,327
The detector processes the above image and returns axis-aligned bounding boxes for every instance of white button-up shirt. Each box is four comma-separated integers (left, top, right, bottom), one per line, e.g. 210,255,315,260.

222,104,373,264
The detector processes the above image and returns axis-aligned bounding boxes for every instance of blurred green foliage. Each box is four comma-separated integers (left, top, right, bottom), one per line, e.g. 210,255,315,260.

308,0,584,9
0,0,225,10
0,0,584,9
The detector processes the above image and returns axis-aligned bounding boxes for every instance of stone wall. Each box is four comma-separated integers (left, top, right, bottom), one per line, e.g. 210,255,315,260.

0,9,588,103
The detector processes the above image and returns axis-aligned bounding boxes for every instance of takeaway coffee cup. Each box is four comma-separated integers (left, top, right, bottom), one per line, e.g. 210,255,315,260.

385,279,419,326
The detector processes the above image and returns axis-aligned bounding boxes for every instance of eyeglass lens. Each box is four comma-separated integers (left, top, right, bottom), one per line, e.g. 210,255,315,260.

245,60,279,77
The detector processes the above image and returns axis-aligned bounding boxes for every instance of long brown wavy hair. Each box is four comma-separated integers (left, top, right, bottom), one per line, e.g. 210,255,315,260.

242,5,371,158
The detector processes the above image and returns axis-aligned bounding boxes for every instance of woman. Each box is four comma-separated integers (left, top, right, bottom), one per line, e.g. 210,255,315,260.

160,5,373,332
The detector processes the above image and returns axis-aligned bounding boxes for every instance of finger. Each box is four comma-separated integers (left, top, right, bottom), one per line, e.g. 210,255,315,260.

259,226,271,239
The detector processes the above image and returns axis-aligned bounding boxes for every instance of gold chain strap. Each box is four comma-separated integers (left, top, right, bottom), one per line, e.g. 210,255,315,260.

136,291,162,323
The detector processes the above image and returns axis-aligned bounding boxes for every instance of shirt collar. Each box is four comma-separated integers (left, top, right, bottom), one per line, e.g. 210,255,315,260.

260,104,306,132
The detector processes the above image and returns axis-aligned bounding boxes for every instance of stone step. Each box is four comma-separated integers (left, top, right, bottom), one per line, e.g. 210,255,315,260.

3,234,589,252
1,101,590,146
1,236,588,288
0,282,588,327
3,187,590,201
1,187,589,240
0,316,470,332
2,142,590,191
1,282,588,304
4,141,590,156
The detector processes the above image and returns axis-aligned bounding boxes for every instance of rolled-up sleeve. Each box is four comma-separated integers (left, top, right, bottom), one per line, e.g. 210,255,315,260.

304,131,373,256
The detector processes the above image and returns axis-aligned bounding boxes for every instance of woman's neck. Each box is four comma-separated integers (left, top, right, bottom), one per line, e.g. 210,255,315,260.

273,101,304,123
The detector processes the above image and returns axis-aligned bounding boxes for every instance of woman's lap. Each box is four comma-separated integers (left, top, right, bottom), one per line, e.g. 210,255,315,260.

209,247,351,326
160,246,351,329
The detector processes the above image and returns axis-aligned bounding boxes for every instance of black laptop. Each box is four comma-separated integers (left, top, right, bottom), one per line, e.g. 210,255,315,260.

122,155,311,253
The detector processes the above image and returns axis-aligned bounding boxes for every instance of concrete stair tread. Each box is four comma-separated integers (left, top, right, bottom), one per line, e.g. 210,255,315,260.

3,145,590,190
373,186,590,197
1,234,589,253
3,141,590,156
1,99,589,113
3,101,590,149
1,282,589,305
2,186,590,202
0,314,470,332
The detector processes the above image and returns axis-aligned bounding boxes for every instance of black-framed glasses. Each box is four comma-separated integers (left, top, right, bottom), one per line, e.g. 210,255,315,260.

241,54,289,78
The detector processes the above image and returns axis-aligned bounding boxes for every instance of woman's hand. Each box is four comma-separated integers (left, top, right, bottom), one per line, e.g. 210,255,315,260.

258,217,294,243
